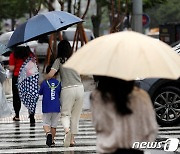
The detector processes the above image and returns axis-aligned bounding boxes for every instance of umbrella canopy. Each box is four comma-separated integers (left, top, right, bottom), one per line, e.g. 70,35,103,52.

18,57,39,113
0,31,13,54
64,31,180,80
0,31,13,45
7,11,83,47
0,42,9,55
0,31,38,54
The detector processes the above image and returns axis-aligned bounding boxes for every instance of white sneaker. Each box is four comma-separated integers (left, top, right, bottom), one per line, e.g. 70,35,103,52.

63,131,71,147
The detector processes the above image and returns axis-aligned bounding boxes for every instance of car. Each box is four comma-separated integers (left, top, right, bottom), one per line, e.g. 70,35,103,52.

35,27,94,59
136,41,180,126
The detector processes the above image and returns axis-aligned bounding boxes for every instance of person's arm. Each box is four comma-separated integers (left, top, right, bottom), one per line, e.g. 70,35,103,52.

9,65,15,71
45,69,57,80
45,59,59,80
9,53,15,71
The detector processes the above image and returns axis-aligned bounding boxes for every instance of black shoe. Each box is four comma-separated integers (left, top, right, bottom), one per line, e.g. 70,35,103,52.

29,114,35,126
13,117,20,121
30,122,35,127
51,142,55,147
46,133,52,147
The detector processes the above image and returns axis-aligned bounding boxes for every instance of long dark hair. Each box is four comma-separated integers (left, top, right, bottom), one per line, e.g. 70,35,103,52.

95,76,134,116
57,40,72,64
13,46,31,59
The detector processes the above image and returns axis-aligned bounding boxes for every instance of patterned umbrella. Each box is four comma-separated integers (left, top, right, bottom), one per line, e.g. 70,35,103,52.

18,56,39,113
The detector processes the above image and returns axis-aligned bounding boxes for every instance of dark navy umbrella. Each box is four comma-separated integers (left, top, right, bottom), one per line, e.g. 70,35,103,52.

8,11,83,47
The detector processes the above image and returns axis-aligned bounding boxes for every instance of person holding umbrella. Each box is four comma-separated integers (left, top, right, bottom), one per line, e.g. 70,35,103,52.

46,40,84,147
9,46,36,125
6,11,83,129
63,30,180,153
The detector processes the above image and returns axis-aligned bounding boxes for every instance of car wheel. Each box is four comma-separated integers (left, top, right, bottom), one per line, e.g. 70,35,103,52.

152,86,180,126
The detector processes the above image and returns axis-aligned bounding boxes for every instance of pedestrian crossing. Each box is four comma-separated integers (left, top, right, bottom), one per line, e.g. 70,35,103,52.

0,119,96,154
158,127,180,139
0,118,180,154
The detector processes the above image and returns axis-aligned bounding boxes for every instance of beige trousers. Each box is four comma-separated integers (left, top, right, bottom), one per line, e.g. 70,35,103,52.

60,85,84,134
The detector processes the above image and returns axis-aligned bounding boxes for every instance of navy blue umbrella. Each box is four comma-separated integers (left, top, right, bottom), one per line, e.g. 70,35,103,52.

7,11,83,47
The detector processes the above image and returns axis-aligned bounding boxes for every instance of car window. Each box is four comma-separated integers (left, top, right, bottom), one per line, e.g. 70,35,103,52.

62,27,94,41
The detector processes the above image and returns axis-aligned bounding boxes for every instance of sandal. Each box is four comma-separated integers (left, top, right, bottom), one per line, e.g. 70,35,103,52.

13,117,20,121
64,131,71,147
70,141,75,147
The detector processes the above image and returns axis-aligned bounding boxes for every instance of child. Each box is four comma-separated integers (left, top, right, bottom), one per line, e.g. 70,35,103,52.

39,65,61,147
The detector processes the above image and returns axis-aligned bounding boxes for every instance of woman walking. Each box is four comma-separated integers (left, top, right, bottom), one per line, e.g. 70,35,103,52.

9,46,36,125
90,76,158,154
46,40,84,147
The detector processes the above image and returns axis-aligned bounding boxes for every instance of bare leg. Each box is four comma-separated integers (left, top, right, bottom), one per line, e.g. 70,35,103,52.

63,127,71,147
43,125,51,134
64,127,70,134
51,127,56,142
71,134,75,144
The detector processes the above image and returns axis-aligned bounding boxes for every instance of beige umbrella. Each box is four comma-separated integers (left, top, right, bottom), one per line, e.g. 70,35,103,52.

64,31,180,80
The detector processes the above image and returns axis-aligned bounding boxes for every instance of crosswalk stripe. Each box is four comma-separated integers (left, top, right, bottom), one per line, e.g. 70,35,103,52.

0,127,95,134
0,140,97,148
0,135,97,142
157,130,180,135
159,126,180,130
0,132,97,139
0,123,94,129
157,135,180,139
0,146,97,154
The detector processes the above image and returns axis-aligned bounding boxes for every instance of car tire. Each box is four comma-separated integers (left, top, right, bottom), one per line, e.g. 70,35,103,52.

152,86,180,126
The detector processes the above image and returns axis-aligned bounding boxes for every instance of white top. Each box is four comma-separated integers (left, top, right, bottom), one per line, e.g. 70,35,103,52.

90,87,158,153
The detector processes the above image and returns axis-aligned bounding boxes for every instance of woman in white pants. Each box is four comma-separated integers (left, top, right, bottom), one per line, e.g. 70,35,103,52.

46,40,84,147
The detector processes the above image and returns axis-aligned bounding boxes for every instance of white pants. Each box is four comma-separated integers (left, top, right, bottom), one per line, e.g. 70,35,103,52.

60,85,84,134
